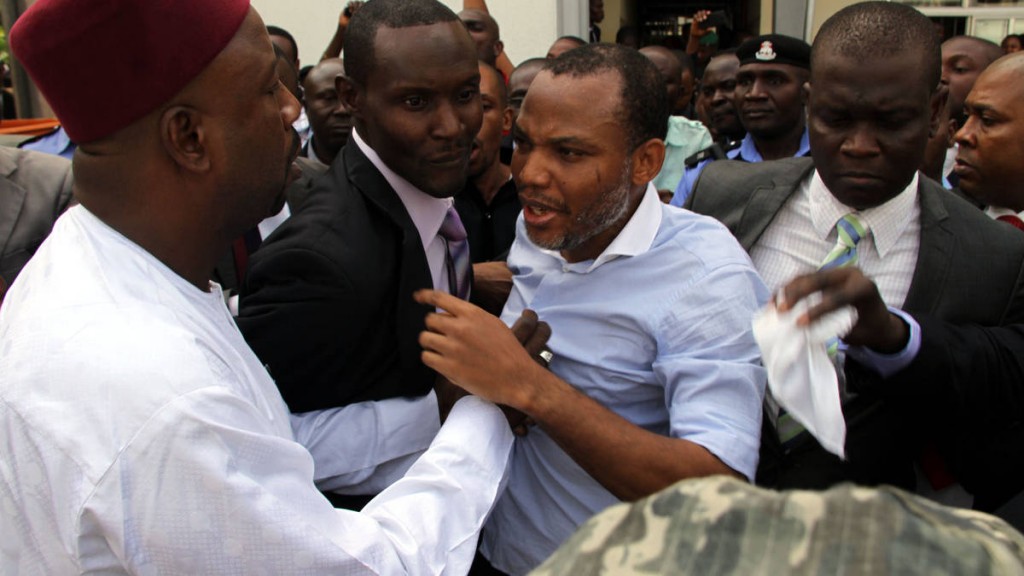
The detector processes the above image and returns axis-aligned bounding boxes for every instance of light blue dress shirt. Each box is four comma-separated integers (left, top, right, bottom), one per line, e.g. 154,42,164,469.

480,185,769,575
19,126,76,160
670,129,811,207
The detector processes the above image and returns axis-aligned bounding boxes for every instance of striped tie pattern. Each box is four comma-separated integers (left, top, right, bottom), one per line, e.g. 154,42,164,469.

776,213,869,449
819,213,868,271
439,206,471,300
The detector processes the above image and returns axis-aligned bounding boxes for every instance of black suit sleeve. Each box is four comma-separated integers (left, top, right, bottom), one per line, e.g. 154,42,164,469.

865,318,1024,511
237,244,398,412
884,318,1024,427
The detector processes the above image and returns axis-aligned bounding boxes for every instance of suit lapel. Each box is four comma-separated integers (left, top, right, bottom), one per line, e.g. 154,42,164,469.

903,179,954,315
736,158,814,251
341,143,434,384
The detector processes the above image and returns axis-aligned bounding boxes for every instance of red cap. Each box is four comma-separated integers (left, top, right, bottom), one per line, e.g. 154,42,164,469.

10,0,251,143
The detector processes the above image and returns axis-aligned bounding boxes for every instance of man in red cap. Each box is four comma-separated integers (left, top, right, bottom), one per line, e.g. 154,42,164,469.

0,0,535,573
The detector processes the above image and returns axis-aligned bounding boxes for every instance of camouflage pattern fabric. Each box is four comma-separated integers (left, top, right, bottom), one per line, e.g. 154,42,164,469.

531,476,1024,575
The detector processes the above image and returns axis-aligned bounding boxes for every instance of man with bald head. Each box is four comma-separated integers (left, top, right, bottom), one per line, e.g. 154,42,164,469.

278,57,351,214
943,35,1003,124
955,52,1024,225
940,35,1003,185
500,57,546,164
0,0,522,572
301,58,351,166
640,45,712,201
459,8,503,67
547,35,586,59
686,1,1024,499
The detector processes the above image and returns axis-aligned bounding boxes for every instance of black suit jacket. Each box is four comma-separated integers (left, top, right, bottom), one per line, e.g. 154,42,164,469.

686,157,1024,492
874,318,1024,513
237,143,435,412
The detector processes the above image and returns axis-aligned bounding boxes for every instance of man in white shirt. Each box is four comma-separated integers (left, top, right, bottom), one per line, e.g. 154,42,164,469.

953,52,1024,228
1,0,541,573
685,1,1024,500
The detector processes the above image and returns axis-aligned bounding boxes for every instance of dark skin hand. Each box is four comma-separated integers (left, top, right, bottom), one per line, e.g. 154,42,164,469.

431,306,550,436
470,261,514,317
777,267,909,354
416,289,739,501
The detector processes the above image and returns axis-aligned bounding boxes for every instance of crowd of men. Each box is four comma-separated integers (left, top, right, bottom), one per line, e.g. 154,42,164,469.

2,0,1024,573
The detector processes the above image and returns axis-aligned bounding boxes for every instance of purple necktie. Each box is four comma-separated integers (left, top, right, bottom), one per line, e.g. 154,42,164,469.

439,206,471,300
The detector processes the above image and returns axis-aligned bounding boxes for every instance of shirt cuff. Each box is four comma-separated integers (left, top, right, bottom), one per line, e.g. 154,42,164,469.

845,307,921,378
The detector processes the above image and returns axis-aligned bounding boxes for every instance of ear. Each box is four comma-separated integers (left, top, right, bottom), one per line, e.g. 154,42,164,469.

630,137,667,187
801,81,811,106
160,105,210,173
494,39,505,59
502,106,513,132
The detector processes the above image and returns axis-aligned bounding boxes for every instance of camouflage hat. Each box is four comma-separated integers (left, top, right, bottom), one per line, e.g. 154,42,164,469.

532,477,1024,575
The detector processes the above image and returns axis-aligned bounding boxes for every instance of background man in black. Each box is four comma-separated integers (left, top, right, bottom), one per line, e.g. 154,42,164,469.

455,62,519,263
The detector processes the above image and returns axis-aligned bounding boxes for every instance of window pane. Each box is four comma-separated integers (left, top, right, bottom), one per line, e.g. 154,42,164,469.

975,18,1009,41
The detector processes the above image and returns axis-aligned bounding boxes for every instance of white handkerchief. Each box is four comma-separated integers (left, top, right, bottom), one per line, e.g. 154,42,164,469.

752,298,857,459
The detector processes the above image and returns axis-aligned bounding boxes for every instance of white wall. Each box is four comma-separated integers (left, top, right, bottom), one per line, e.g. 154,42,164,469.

250,0,582,69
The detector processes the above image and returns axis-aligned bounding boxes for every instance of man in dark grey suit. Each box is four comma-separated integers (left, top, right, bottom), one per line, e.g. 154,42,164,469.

685,2,1024,502
0,146,73,302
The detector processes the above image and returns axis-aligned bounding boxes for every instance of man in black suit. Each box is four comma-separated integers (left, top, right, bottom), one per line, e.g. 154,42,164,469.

237,0,482,414
685,2,1024,500
777,267,1024,518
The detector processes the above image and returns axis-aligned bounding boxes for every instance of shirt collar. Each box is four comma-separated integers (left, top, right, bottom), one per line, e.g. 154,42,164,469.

557,183,662,273
808,170,919,259
732,129,810,162
352,128,451,250
985,205,1024,220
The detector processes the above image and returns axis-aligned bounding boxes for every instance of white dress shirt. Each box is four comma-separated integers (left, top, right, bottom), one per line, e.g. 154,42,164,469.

750,170,921,308
0,206,513,574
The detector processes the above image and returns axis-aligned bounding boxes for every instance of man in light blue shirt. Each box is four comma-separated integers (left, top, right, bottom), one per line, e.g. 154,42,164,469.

18,125,76,160
414,44,768,575
671,34,811,207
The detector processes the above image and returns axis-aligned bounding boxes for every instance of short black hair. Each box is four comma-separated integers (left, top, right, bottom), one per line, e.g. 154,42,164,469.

946,35,1004,67
344,0,460,87
556,35,587,47
814,1,941,91
512,57,547,77
545,43,668,150
266,25,298,61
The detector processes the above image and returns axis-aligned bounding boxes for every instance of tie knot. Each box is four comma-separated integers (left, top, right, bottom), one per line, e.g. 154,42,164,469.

836,213,867,249
440,206,467,243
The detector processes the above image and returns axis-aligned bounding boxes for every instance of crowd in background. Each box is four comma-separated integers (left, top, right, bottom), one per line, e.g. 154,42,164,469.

2,0,1024,574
